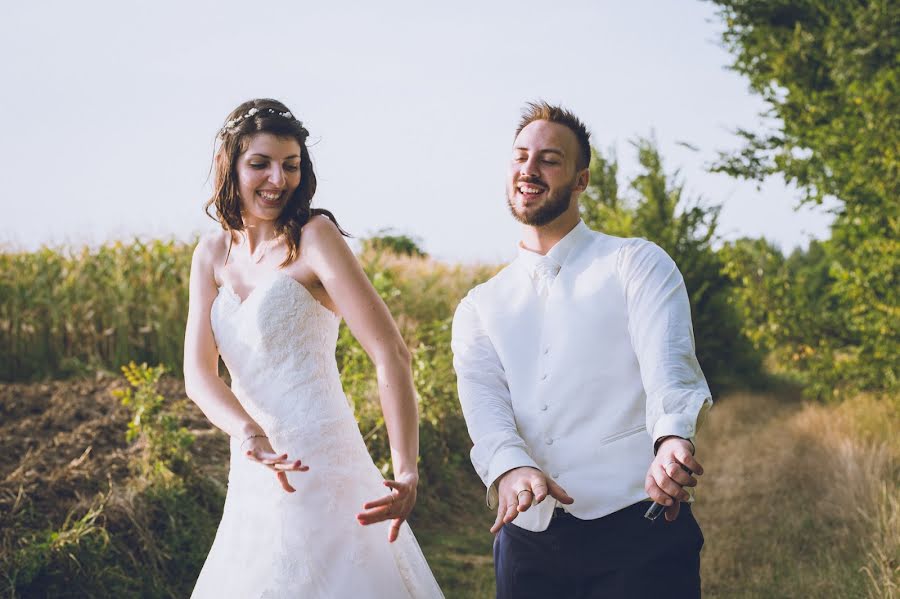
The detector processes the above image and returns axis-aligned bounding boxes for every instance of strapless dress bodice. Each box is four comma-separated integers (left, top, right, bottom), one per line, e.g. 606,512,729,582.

210,270,347,436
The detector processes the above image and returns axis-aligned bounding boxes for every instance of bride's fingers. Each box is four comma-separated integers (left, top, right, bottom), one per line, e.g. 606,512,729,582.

358,481,416,526
357,500,412,525
387,518,404,543
259,453,290,465
271,460,309,472
382,480,409,494
248,451,307,470
362,492,395,510
356,505,391,524
246,449,282,461
247,449,288,463
276,471,296,493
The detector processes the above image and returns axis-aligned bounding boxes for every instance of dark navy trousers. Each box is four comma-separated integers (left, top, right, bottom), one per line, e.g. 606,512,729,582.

494,502,703,599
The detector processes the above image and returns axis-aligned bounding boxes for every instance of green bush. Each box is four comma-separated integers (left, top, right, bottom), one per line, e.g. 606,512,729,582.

113,362,194,477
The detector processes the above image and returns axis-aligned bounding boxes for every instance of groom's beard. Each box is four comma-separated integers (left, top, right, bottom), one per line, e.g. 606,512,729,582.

507,179,576,227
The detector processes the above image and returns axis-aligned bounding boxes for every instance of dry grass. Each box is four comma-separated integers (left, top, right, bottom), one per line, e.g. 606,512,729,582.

695,392,899,598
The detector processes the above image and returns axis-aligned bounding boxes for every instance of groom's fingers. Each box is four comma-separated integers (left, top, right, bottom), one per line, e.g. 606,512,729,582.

516,489,534,513
501,503,518,526
531,480,549,503
547,478,574,505
490,500,509,533
489,507,509,534
665,501,682,522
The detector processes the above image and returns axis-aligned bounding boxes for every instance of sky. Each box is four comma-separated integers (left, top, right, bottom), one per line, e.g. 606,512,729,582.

0,0,836,263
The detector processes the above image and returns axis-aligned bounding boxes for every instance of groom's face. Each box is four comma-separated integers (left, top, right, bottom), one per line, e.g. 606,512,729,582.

507,120,583,227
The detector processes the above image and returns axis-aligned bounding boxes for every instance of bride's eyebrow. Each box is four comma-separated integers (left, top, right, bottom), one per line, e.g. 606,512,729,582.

247,153,301,160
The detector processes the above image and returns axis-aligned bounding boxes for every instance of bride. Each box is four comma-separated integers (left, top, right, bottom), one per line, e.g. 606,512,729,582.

184,99,443,597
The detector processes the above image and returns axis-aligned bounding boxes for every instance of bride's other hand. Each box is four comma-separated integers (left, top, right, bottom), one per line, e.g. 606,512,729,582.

356,472,419,542
244,436,310,493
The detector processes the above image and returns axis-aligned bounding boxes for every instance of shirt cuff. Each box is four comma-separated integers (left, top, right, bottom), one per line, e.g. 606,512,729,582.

652,413,698,449
484,447,539,509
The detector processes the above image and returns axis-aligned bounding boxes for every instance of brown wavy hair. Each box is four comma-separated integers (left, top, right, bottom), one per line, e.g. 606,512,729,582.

205,98,348,266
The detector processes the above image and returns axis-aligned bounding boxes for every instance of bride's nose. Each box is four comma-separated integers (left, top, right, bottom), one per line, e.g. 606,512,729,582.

268,166,285,186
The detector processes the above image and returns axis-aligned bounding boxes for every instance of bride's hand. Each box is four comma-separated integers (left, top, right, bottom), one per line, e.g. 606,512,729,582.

243,435,310,493
356,471,419,542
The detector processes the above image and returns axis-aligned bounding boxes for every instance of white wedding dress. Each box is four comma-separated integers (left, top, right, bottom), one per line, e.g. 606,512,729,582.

192,271,443,598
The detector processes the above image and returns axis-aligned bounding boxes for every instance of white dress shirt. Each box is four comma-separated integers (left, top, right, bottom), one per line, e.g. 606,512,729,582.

451,221,712,532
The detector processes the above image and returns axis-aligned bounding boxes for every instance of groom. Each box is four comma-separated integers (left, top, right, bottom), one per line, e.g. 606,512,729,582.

451,101,712,598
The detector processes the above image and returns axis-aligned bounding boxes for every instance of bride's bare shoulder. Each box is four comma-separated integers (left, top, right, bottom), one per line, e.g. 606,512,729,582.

196,230,231,256
299,215,349,255
193,230,231,271
301,214,342,238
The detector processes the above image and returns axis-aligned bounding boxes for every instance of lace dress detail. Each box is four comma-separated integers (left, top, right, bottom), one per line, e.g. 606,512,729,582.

192,271,443,598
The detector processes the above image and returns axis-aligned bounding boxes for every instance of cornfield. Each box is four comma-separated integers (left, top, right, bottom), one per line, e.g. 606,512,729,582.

0,239,496,383
0,241,192,381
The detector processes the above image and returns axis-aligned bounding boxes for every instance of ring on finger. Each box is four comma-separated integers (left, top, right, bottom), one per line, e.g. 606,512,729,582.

516,489,533,500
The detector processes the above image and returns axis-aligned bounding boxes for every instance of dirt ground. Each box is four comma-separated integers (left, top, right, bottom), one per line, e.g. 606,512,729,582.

0,374,228,542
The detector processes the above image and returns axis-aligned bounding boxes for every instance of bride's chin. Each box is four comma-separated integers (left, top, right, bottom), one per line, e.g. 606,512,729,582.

240,199,285,217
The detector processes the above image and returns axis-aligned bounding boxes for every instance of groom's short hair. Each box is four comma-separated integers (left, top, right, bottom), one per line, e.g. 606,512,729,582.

515,101,592,171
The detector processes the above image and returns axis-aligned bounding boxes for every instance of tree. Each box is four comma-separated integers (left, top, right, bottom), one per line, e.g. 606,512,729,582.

709,0,899,397
360,229,427,258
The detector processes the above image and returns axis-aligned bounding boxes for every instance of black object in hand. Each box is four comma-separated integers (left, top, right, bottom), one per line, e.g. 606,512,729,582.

644,463,693,521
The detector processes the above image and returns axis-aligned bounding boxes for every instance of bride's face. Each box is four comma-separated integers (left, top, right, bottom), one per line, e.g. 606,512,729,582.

236,133,302,224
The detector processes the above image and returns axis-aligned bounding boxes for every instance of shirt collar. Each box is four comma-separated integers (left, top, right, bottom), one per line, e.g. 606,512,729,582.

516,220,591,272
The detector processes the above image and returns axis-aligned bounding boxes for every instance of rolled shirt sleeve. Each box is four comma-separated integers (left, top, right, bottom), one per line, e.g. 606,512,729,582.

452,292,538,507
618,239,713,447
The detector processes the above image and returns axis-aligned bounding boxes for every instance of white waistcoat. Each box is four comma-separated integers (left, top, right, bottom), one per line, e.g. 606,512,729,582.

451,222,711,532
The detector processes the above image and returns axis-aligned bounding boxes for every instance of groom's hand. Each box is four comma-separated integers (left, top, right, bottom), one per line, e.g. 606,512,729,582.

491,467,574,534
645,437,704,522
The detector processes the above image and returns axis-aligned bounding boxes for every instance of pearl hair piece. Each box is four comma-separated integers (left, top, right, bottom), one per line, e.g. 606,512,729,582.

218,107,301,138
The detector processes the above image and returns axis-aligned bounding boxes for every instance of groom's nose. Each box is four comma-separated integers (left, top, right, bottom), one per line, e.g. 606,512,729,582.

520,156,540,177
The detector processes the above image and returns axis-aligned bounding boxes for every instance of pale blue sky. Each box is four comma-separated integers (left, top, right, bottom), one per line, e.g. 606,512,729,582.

0,0,835,262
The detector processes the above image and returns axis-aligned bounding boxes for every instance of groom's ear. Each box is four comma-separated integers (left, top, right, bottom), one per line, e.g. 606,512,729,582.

574,166,590,193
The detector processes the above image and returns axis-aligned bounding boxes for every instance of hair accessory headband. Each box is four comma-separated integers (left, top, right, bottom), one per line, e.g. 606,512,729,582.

218,107,301,139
